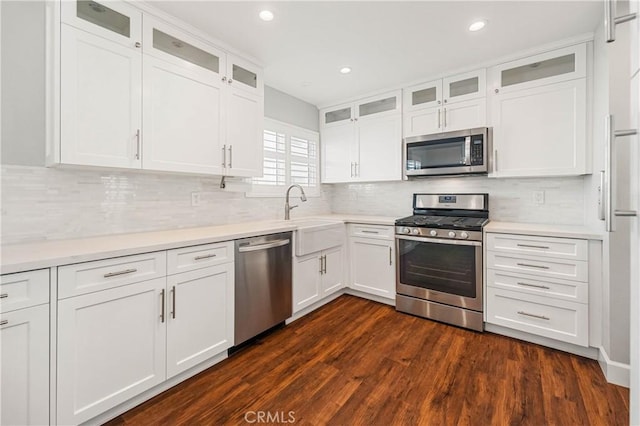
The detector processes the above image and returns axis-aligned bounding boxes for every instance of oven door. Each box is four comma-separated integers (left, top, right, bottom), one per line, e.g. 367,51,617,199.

396,235,482,311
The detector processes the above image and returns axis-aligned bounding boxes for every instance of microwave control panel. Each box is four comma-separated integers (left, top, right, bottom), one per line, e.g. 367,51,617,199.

470,137,484,165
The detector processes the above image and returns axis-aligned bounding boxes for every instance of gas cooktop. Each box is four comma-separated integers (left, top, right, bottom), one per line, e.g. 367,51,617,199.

395,215,489,231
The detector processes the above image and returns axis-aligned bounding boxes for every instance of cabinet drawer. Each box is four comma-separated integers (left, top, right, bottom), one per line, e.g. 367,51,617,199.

58,252,167,299
0,269,49,313
487,269,587,304
486,233,587,261
348,224,394,240
486,288,588,346
167,242,233,275
486,252,587,282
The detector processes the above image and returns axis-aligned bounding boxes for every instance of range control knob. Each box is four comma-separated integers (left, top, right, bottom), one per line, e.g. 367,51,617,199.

429,230,438,237
412,228,420,235
448,231,456,238
402,227,411,234
460,231,469,239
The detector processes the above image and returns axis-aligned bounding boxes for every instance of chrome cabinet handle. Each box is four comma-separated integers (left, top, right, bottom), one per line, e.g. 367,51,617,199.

171,286,176,319
350,162,354,177
443,108,447,127
0,320,7,326
516,244,550,249
228,145,233,168
355,162,359,177
322,255,327,274
0,293,8,299
494,149,498,172
517,311,550,320
615,210,638,217
222,144,227,168
135,129,141,160
160,289,166,323
605,0,637,42
598,170,606,221
361,230,379,234
103,268,137,278
319,256,323,274
516,263,550,270
389,247,392,265
237,239,290,253
437,109,441,128
517,282,550,290
194,253,217,261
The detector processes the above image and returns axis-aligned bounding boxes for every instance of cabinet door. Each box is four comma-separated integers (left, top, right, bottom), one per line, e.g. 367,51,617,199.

403,107,442,137
356,91,401,120
356,114,402,182
226,88,264,177
321,122,356,183
349,237,395,300
142,55,225,175
60,25,142,168
166,264,234,378
442,98,487,132
443,68,486,104
1,305,49,426
490,78,586,177
227,54,264,96
61,0,141,48
57,278,166,425
321,103,353,128
293,253,322,313
403,79,442,112
322,246,345,296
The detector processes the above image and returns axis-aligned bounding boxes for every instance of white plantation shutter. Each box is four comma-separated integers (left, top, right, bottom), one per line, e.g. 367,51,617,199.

249,119,320,196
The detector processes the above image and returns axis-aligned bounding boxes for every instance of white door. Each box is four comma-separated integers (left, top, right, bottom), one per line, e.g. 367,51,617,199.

60,25,142,168
403,79,442,112
1,305,49,426
350,237,395,300
226,87,264,177
57,278,166,425
142,56,225,175
293,253,322,313
357,114,402,182
321,122,356,183
166,264,234,378
227,54,264,96
442,68,486,104
442,98,487,132
490,78,586,177
403,107,443,137
321,246,345,296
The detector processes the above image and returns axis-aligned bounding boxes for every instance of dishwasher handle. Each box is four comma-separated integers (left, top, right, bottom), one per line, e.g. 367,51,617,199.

237,239,290,253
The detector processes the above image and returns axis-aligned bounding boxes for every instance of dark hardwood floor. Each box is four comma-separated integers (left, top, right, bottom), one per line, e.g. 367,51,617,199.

106,295,629,426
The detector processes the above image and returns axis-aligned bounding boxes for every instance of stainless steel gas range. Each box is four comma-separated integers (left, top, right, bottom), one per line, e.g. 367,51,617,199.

395,193,489,331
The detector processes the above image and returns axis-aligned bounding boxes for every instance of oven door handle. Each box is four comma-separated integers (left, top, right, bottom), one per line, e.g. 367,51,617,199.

395,235,482,247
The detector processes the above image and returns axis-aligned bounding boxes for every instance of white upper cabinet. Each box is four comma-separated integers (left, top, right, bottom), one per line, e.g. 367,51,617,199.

321,91,402,183
53,1,263,177
403,69,486,137
488,43,589,177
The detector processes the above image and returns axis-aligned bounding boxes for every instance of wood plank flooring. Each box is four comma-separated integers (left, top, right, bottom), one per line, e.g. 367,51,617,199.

105,295,629,425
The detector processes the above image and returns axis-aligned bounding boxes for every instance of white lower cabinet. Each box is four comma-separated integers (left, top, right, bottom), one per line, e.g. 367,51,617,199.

166,264,234,378
348,225,395,301
57,277,167,425
293,245,344,313
485,232,589,347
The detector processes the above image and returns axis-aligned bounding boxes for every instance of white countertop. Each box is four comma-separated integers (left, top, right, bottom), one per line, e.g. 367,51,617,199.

484,221,604,240
0,214,397,275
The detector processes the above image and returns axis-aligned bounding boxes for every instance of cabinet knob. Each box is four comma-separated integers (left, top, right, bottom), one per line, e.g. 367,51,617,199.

228,79,233,84
495,88,499,94
437,100,441,105
443,99,447,104
135,42,141,48
222,76,227,82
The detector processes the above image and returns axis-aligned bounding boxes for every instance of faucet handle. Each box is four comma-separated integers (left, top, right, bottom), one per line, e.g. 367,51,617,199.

290,204,298,210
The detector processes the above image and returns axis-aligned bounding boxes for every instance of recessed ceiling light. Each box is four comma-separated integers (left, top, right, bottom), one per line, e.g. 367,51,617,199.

340,67,352,74
259,10,274,21
469,20,487,32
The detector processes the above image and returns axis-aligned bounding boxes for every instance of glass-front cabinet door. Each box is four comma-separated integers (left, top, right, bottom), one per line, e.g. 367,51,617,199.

61,0,142,48
356,91,401,121
321,103,354,127
402,79,442,112
443,69,486,104
227,54,264,96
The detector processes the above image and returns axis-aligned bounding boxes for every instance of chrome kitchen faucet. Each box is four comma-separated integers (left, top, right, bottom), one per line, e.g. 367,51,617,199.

284,184,307,220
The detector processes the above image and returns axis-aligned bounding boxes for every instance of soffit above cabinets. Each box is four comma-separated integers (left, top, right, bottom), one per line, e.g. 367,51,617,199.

151,1,602,107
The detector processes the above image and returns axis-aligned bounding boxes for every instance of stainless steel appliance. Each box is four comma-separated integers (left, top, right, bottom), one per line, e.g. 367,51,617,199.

395,194,489,331
404,127,491,177
234,232,292,345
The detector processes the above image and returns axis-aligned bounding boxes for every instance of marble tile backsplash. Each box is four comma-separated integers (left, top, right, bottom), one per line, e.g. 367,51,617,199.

2,165,587,245
1,165,332,244
330,175,587,225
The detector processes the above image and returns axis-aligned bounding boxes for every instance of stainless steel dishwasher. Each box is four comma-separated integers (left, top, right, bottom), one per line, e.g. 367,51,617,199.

234,232,292,346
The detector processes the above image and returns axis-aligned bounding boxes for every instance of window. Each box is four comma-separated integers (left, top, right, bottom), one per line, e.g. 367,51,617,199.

249,119,320,197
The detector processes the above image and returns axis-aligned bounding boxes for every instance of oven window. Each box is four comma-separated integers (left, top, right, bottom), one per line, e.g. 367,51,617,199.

398,239,476,297
406,138,466,169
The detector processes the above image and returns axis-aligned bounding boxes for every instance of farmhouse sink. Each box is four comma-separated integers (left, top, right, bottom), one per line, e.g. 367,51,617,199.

289,219,344,256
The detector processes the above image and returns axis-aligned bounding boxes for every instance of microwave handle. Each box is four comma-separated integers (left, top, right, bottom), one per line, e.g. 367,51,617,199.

464,137,471,165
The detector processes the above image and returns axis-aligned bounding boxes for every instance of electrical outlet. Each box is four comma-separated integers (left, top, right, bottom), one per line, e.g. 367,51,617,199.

191,192,201,207
533,191,545,205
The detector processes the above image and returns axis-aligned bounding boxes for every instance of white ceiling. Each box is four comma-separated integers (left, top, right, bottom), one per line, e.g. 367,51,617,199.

151,1,603,108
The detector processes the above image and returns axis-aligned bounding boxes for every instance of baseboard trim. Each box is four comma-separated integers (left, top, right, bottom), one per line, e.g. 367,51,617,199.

598,347,630,388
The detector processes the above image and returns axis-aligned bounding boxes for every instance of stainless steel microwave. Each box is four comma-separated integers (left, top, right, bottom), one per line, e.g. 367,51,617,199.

404,127,492,178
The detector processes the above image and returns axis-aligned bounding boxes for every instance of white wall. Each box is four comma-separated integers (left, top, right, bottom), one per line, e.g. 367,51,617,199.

265,86,319,132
